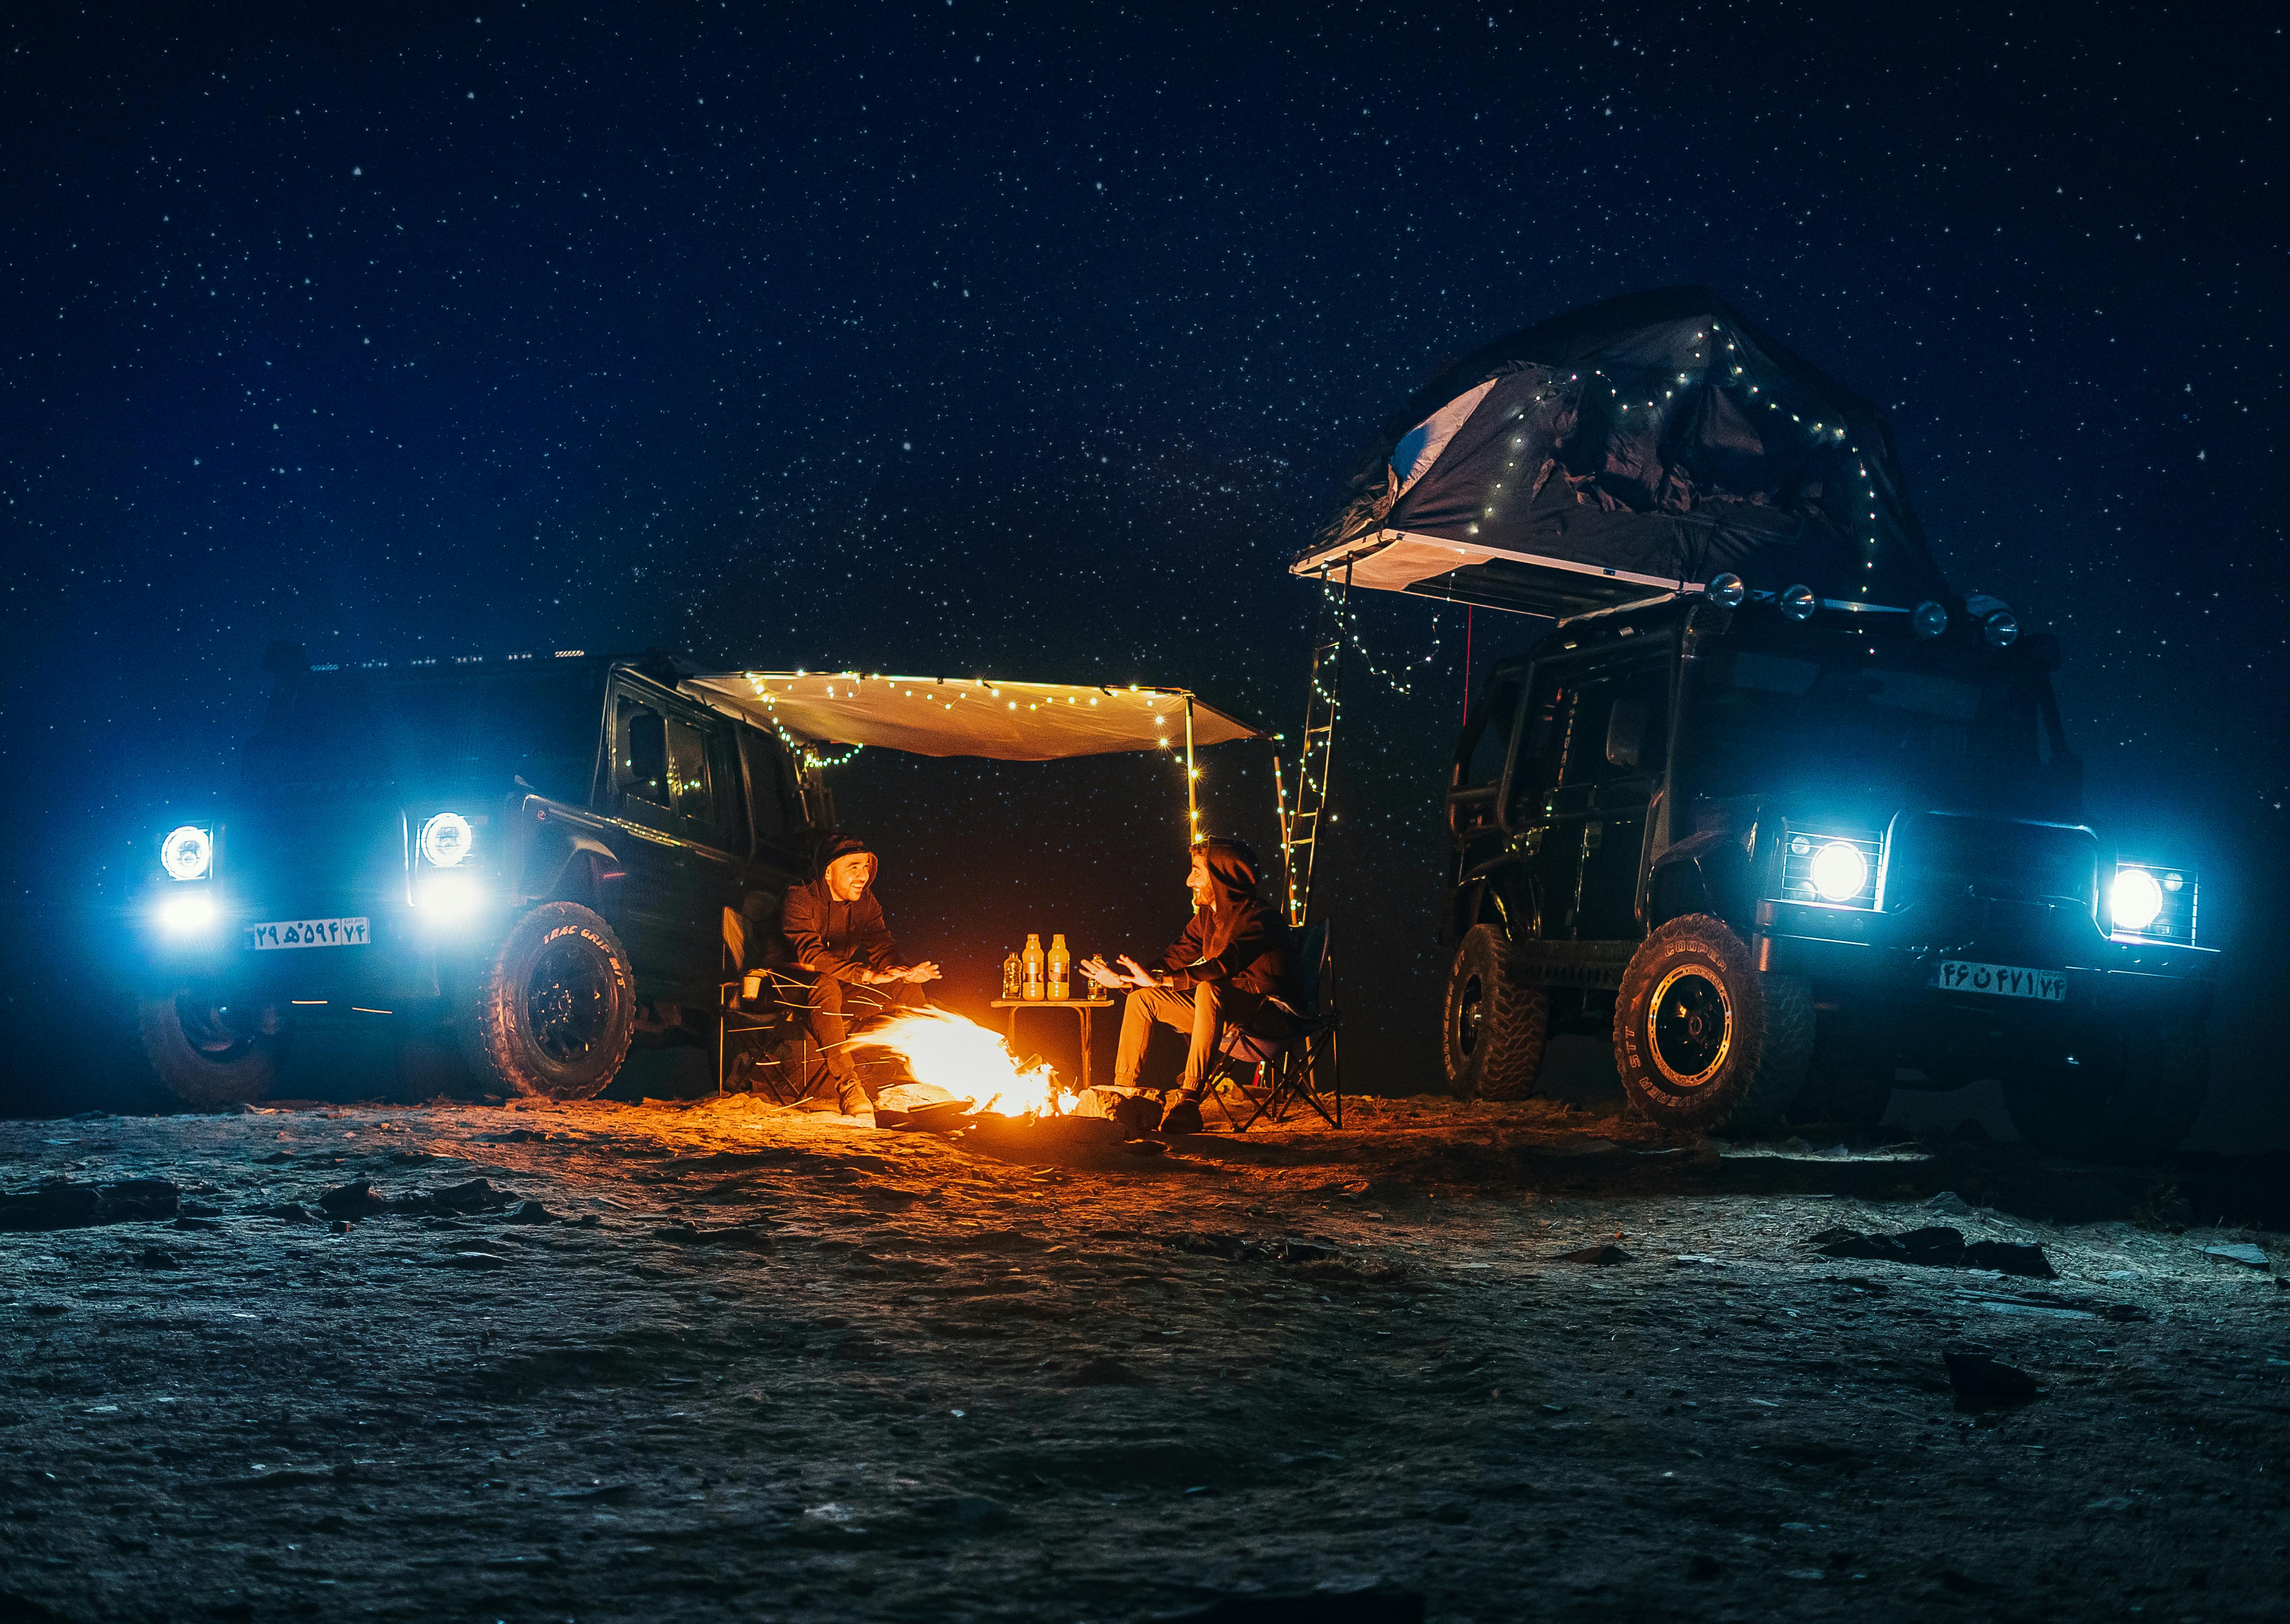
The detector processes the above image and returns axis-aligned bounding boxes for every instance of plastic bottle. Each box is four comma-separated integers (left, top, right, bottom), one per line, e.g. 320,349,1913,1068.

1048,934,1070,1002
1022,933,1045,1000
1002,948,1022,1000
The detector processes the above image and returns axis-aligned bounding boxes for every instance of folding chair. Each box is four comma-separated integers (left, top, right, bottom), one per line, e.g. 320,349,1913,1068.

1205,920,1341,1132
717,965,814,1105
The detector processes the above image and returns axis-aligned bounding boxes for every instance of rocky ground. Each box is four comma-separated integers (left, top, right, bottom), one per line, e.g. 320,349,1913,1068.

4,1090,2290,1623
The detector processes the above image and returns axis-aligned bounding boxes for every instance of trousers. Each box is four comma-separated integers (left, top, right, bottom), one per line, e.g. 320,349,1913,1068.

786,975,907,1090
1113,982,1294,1095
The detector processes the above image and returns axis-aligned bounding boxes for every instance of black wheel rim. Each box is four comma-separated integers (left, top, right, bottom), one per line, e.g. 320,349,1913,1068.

524,938,615,1066
1649,967,1731,1087
177,996,256,1063
1456,972,1485,1059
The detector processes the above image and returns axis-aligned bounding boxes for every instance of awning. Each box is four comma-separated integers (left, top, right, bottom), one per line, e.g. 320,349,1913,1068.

683,672,1262,762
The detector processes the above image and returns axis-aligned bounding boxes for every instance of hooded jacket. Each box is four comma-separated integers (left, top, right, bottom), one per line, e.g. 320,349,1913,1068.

1149,842,1298,1005
779,834,900,982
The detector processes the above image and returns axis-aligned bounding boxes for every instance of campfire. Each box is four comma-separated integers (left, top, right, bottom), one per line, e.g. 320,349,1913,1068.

853,1008,1062,1118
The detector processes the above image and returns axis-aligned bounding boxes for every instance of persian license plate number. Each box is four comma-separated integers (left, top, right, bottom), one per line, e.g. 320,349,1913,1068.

245,917,371,951
1933,960,2063,1001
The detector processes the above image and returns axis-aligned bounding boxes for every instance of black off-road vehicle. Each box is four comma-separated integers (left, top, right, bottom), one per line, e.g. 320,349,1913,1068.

1437,592,2216,1158
1288,287,2216,1159
131,646,824,1106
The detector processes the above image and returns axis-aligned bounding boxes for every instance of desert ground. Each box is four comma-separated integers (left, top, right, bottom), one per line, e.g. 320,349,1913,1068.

5,1085,2290,1623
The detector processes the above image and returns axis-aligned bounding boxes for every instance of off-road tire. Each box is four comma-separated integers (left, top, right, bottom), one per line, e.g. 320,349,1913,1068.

459,902,637,1100
1612,914,1813,1132
2002,1018,2209,1163
1441,924,1549,1100
137,991,292,1108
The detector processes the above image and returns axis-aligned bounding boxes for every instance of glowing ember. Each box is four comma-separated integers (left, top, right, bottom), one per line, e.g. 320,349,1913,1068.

852,1008,1060,1117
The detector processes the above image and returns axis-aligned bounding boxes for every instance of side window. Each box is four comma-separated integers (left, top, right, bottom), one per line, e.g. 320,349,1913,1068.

616,698,670,810
1508,673,1579,818
1595,663,1672,783
1455,669,1525,792
665,717,711,824
737,725,802,846
703,723,748,854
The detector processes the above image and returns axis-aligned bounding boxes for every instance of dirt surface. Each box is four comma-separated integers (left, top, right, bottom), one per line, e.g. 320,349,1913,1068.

6,1093,2290,1622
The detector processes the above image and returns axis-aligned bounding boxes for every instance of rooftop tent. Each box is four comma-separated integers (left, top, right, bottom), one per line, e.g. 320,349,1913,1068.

1292,286,1956,620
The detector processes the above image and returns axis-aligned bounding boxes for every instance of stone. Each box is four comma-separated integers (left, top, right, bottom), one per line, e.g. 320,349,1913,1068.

1923,1190,1977,1217
503,1201,555,1224
1559,1245,1634,1265
1944,1349,2039,1410
2200,1242,2270,1268
1962,1240,2057,1278
1165,1581,1426,1623
1065,1356,1151,1387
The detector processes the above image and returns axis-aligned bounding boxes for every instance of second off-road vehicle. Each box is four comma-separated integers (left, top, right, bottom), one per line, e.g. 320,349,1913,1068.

1436,589,2215,1158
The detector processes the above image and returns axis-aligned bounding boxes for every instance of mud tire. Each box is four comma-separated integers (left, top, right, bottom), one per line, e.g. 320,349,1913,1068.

1441,924,1549,1100
137,991,292,1108
2002,1018,2209,1163
1612,914,1813,1133
460,902,637,1100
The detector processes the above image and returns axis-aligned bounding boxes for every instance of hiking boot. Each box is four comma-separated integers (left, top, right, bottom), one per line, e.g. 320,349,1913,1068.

836,1079,874,1117
1159,1094,1205,1136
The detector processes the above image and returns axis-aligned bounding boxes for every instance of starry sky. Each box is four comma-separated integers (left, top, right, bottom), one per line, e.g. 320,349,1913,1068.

3,4,2283,1126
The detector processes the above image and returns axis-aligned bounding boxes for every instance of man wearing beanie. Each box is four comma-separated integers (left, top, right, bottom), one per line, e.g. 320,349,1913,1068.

778,833,940,1115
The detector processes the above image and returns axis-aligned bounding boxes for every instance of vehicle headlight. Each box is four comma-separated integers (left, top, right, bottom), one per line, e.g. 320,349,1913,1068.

160,825,213,882
1810,840,1871,903
157,893,216,932
419,812,474,868
2111,862,2195,942
1781,828,1881,909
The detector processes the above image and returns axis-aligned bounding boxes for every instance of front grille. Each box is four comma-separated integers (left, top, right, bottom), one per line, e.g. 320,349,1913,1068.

219,803,406,922
1888,812,2100,915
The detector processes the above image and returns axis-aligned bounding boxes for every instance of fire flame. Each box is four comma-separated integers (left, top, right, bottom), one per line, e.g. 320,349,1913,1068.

852,1007,1061,1117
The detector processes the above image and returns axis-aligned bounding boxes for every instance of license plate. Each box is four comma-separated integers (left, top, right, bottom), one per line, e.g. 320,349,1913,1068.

1933,960,2063,1001
244,917,371,950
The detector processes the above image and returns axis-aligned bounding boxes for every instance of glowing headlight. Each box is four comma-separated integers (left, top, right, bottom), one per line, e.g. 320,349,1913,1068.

2111,867,2165,933
419,812,474,867
1779,583,1817,621
1707,572,1746,609
157,893,216,932
413,872,481,919
160,825,213,881
1810,840,1871,903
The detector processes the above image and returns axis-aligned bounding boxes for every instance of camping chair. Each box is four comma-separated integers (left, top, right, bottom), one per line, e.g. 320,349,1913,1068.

716,958,814,1105
1203,920,1341,1132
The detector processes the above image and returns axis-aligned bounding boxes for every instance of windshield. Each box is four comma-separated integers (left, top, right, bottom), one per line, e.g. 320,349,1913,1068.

243,666,605,802
1676,634,2063,815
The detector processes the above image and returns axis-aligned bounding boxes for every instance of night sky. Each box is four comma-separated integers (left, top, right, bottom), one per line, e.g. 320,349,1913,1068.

3,4,2282,1129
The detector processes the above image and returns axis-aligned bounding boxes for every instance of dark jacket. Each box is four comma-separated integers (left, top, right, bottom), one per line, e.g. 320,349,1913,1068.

1150,842,1298,1006
780,834,899,982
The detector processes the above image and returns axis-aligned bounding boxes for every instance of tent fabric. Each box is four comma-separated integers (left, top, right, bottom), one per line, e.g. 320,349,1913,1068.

684,673,1260,762
1295,286,1955,618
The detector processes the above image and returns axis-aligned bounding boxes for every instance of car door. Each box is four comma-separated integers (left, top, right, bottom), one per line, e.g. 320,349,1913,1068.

1448,664,1527,881
1575,657,1672,941
1506,663,1592,939
600,683,723,993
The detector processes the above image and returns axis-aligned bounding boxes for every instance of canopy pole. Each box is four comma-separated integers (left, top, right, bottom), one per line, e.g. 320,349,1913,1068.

1183,696,1198,847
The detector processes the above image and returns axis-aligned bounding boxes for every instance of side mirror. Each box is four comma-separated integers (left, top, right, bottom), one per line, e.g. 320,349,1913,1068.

1605,698,1649,770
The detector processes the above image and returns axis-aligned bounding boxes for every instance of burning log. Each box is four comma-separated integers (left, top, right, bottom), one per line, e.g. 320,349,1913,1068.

852,1008,1064,1120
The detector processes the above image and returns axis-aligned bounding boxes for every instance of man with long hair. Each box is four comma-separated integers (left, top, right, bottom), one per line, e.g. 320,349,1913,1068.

1082,836,1298,1134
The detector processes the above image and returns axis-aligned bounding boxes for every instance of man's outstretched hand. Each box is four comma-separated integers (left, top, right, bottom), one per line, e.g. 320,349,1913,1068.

1081,954,1157,991
897,961,942,985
